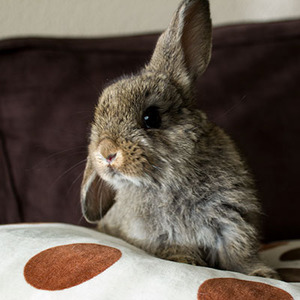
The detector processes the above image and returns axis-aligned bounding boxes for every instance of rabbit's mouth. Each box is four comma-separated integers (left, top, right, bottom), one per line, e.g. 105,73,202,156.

102,165,142,188
106,165,119,177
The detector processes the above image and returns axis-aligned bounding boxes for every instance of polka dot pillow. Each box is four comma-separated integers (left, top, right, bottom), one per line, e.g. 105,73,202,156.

1,223,300,299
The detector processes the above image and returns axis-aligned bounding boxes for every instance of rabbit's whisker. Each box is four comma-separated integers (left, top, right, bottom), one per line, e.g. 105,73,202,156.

30,146,87,170
217,95,248,122
67,169,85,196
96,177,103,220
49,159,87,190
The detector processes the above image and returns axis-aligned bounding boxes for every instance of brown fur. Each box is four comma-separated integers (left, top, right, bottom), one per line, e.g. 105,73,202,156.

81,0,279,279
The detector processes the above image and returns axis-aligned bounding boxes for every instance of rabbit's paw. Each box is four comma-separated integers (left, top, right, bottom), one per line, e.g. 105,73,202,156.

165,254,202,266
248,266,280,279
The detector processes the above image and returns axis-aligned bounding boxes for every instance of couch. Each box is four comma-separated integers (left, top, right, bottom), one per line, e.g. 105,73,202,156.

1,19,299,299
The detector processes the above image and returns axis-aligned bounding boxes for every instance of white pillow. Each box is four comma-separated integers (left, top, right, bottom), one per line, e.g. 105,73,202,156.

1,223,299,300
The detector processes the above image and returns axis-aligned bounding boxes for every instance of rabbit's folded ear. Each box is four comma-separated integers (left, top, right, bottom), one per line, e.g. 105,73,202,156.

80,158,115,223
148,0,212,89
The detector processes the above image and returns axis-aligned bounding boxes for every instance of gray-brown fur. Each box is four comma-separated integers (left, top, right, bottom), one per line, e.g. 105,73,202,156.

81,0,279,278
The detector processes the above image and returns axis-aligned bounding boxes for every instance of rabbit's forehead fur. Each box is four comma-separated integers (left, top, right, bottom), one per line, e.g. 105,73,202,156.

88,72,208,187
94,73,186,129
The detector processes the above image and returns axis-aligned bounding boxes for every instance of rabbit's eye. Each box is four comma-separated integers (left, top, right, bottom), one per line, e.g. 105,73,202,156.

142,106,161,129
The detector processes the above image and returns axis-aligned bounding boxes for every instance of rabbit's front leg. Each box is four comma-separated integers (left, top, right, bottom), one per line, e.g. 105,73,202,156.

214,222,279,279
157,246,207,267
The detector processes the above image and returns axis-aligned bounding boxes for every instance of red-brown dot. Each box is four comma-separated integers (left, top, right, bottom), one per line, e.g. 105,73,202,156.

198,278,293,300
24,243,122,290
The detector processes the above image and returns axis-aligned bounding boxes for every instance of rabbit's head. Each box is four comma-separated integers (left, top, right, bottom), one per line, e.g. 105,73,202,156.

81,0,212,223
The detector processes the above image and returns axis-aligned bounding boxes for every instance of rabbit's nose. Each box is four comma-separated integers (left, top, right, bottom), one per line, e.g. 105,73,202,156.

106,153,117,164
99,138,119,164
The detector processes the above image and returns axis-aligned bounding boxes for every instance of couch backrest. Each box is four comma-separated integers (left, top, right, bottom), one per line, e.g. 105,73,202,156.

1,20,299,242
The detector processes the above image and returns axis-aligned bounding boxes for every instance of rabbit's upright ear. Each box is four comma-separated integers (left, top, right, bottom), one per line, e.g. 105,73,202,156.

148,0,212,89
80,158,115,223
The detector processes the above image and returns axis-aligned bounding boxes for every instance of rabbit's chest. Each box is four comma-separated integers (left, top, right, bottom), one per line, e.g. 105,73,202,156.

101,187,222,252
122,204,218,253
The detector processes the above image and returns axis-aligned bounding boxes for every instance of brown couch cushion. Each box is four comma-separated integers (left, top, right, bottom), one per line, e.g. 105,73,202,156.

0,20,299,242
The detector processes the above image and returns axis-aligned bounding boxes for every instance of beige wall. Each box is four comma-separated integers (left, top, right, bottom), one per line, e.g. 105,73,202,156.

0,0,299,39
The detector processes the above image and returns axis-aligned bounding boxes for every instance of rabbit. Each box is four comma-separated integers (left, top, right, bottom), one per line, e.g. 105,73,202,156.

81,0,279,279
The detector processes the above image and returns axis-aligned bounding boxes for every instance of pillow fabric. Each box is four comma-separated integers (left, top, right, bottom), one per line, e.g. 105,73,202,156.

0,223,299,300
0,20,300,243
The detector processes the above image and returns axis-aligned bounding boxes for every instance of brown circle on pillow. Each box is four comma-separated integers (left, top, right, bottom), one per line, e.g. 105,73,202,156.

277,268,300,282
197,278,293,300
24,243,122,290
280,248,300,261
